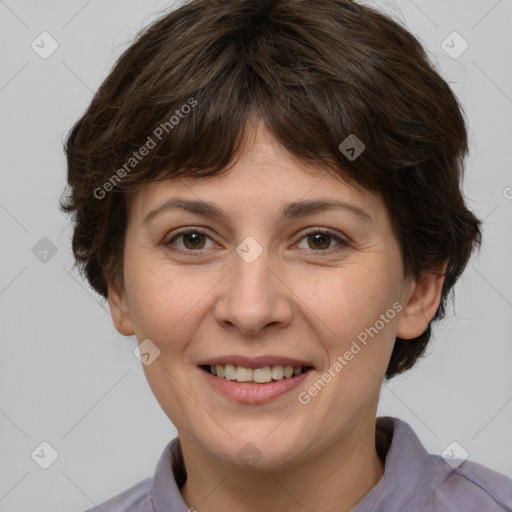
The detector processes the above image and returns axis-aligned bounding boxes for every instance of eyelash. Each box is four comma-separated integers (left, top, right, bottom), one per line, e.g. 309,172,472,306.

165,227,349,255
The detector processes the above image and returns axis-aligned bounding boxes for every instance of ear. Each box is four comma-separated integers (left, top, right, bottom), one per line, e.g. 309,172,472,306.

107,278,135,336
396,261,448,340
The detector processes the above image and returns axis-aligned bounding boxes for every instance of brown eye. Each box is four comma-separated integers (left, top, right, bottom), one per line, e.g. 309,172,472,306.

296,229,348,252
166,229,214,251
306,232,332,250
182,232,206,249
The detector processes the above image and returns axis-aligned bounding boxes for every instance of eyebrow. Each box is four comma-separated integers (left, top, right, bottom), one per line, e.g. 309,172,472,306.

142,198,373,225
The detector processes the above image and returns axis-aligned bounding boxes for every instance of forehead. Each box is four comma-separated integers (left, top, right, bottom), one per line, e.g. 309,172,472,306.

127,125,386,224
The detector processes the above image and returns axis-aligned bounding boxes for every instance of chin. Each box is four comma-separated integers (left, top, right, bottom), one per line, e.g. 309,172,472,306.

202,431,312,471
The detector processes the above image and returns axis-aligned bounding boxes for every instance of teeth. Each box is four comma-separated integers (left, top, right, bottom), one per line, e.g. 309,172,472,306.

215,364,225,378
271,365,284,380
236,366,253,382
253,367,272,383
224,364,237,380
208,364,309,383
284,365,294,378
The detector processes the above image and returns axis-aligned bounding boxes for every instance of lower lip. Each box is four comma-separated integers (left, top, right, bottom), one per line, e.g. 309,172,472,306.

200,367,313,404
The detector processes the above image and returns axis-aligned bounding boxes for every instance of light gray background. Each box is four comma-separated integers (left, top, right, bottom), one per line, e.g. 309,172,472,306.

0,0,511,510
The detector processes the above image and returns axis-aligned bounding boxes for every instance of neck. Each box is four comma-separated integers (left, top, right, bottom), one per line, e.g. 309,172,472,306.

179,415,384,512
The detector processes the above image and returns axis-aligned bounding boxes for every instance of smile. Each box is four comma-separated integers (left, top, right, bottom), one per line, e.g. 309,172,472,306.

198,356,316,404
202,364,313,383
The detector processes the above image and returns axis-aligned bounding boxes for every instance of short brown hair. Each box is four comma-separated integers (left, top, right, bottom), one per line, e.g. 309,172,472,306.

61,0,482,379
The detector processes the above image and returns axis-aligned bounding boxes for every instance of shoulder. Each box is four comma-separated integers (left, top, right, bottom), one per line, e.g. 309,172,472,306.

431,458,512,512
83,477,154,512
372,417,512,512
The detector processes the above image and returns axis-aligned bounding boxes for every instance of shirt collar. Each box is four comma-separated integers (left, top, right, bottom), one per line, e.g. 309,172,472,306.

352,417,449,511
150,416,446,511
151,435,189,511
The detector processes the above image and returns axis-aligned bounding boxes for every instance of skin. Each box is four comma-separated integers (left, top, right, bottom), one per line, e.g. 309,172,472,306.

108,122,446,512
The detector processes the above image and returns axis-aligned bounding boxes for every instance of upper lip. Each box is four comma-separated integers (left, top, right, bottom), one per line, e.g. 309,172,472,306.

198,355,315,369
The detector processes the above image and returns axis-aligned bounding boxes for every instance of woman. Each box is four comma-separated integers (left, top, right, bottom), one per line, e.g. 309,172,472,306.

61,0,512,510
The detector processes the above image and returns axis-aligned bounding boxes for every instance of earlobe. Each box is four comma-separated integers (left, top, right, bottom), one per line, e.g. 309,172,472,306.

396,261,447,340
107,279,135,336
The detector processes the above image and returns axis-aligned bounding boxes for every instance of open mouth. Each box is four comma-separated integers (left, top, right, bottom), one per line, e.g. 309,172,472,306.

200,364,314,384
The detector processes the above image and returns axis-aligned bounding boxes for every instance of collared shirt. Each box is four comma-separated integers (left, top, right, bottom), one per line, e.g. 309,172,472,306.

85,416,512,511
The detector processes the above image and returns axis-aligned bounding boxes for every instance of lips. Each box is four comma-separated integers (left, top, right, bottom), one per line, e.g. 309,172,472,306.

197,355,315,402
199,356,313,382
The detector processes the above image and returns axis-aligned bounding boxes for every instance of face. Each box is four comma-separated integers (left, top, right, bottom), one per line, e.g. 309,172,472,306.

109,124,441,471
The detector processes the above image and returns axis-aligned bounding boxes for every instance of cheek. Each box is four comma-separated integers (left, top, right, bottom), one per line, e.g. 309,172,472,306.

293,263,401,380
299,264,398,332
124,254,206,345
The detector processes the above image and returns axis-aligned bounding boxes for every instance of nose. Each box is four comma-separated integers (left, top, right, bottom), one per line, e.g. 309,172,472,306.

213,248,294,337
